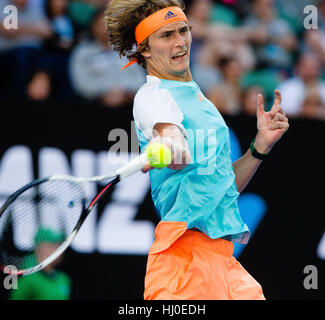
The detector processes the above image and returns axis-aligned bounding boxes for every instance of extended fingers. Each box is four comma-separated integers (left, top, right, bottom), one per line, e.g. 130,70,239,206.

270,103,282,117
256,94,265,116
274,89,282,105
270,90,285,117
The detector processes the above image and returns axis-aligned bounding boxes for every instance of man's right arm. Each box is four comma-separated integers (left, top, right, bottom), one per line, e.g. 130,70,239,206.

142,123,191,172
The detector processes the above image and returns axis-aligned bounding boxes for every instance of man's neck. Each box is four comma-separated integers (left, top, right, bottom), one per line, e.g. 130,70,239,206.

147,66,192,82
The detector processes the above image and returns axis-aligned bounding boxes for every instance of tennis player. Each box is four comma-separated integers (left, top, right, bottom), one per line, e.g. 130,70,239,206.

105,0,289,300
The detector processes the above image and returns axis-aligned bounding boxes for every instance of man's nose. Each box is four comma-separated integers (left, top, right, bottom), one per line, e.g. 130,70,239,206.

174,32,186,47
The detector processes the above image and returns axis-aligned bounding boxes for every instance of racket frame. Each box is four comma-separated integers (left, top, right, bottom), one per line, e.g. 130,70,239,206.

0,151,149,276
0,175,119,276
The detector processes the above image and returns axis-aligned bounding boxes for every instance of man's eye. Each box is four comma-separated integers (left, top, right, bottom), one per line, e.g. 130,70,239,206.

163,34,171,38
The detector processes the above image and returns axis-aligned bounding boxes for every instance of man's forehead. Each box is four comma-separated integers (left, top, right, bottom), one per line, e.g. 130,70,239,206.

156,21,189,34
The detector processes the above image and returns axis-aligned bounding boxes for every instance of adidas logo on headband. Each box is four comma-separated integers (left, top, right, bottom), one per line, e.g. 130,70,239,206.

164,10,177,20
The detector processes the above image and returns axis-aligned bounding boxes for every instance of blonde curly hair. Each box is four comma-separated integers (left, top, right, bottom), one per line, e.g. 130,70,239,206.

104,0,185,69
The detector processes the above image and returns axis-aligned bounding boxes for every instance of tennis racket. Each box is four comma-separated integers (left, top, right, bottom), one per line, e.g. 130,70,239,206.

0,145,171,276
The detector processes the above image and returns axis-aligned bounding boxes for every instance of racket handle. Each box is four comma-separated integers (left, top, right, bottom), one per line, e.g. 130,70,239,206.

116,153,148,180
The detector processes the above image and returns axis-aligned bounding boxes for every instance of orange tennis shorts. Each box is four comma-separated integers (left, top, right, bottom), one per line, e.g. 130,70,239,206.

144,221,265,300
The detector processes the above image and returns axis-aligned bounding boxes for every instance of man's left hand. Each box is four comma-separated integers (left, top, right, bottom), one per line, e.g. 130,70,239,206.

254,90,289,154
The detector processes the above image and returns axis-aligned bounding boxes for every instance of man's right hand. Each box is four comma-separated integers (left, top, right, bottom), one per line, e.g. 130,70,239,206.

141,123,191,173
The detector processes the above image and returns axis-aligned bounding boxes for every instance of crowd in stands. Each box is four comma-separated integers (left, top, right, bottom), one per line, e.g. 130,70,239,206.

0,0,324,119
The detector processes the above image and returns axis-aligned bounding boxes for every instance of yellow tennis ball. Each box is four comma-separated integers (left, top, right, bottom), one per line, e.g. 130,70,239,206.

146,143,172,168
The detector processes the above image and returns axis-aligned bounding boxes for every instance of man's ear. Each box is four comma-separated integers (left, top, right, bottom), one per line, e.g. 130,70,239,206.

140,41,151,59
141,48,151,59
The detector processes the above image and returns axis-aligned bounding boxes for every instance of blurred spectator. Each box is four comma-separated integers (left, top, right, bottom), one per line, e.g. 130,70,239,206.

69,9,145,108
301,85,325,120
0,0,52,99
207,56,244,115
196,24,256,72
240,67,282,107
25,68,52,103
242,0,297,70
229,0,254,21
191,62,221,96
40,0,76,102
303,0,325,67
0,0,52,51
187,0,223,93
187,0,213,63
9,228,71,300
278,52,325,117
67,0,103,35
275,0,319,38
193,23,255,94
240,85,265,117
210,0,240,27
44,0,75,52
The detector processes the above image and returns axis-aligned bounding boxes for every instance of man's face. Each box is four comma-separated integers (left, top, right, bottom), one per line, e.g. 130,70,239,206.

297,54,321,81
142,21,192,78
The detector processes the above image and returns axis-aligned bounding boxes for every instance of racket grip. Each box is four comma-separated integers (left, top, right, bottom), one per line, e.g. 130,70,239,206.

116,153,148,180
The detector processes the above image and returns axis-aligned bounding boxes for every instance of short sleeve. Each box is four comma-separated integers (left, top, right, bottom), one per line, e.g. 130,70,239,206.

133,85,186,140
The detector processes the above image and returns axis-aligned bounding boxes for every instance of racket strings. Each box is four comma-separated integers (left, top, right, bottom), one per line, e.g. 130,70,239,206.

0,179,85,272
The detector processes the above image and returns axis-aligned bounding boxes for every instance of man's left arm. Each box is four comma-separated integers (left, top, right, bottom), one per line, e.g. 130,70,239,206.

233,90,289,193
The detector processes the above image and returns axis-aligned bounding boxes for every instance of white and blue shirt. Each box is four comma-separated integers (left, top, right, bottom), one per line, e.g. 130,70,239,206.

133,75,250,244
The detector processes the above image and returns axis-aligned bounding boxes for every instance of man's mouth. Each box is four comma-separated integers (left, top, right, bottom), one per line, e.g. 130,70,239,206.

172,51,187,59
